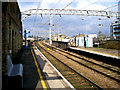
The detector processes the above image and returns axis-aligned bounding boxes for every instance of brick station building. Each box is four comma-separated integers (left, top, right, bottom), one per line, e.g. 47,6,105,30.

2,2,22,88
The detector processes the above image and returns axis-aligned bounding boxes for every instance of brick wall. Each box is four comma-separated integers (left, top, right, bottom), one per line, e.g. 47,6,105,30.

0,1,2,89
2,2,22,88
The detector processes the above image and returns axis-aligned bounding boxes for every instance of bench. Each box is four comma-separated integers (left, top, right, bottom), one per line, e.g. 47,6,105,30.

8,55,23,88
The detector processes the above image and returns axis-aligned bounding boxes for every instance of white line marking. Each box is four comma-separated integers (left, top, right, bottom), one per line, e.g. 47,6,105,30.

36,47,75,90
70,47,120,59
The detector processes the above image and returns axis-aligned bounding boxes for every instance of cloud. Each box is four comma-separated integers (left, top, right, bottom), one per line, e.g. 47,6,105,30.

66,0,108,10
18,0,118,37
18,0,119,11
18,0,75,11
18,2,39,11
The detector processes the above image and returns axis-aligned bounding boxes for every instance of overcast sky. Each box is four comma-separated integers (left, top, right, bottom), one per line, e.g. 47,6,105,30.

18,0,119,38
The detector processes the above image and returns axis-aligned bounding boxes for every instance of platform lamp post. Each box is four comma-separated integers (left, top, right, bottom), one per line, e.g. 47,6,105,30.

24,30,30,48
82,17,87,48
49,14,53,44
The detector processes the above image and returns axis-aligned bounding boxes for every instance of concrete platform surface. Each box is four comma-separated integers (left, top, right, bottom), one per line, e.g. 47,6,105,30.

70,47,120,59
33,47,72,89
20,47,72,89
20,48,42,89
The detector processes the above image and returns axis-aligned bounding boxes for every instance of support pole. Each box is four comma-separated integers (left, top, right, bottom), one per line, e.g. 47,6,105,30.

24,30,27,48
58,29,59,41
85,19,87,48
85,33,87,48
49,14,53,44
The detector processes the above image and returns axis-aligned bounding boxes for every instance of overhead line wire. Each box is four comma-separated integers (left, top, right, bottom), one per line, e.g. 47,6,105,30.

59,0,118,27
64,4,119,25
53,0,76,25
104,4,119,10
32,0,44,34
80,0,101,10
51,0,63,9
52,0,77,35
62,0,76,10
56,0,101,26
41,0,62,27
42,0,76,35
40,0,63,38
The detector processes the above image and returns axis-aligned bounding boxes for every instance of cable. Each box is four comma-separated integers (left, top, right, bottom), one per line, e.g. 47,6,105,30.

39,0,63,30
104,4,118,10
52,0,76,23
51,0,63,9
62,0,76,9
53,0,76,25
54,0,101,27
32,0,44,36
65,3,119,26
40,0,118,37
56,0,119,28
80,0,101,10
40,0,76,37
97,3,119,26
33,0,43,27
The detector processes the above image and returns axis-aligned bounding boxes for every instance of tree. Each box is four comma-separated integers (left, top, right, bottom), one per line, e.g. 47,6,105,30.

98,31,104,41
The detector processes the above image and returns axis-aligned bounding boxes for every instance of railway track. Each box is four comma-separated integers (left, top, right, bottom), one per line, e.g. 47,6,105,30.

42,42,120,74
41,42,120,81
35,41,120,88
35,42,103,89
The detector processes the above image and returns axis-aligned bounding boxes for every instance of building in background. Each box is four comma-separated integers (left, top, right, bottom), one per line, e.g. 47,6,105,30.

110,1,120,40
110,21,120,40
75,34,97,47
52,34,67,41
108,1,120,49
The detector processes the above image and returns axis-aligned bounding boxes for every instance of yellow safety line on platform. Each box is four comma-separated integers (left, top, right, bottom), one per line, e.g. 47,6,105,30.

31,48,47,89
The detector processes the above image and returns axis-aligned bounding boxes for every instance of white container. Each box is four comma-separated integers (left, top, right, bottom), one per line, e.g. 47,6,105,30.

87,37,93,47
76,37,84,47
76,37,79,46
78,37,84,47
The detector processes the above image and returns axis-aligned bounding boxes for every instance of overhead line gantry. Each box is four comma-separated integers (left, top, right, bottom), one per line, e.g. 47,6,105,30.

21,9,120,44
22,9,119,19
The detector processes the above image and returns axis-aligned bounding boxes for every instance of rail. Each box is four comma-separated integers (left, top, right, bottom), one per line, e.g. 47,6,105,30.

35,42,104,89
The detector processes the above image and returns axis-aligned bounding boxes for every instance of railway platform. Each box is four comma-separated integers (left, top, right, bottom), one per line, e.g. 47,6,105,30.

19,47,72,89
70,47,120,59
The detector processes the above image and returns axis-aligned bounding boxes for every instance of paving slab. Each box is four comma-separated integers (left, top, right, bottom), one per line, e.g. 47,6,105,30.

20,48,43,89
33,47,71,89
70,47,120,59
20,47,72,89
